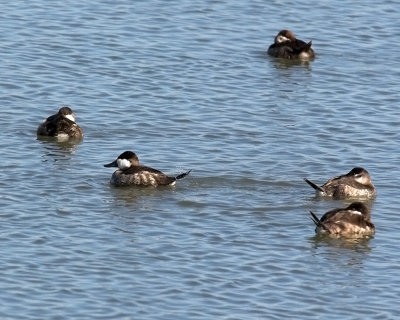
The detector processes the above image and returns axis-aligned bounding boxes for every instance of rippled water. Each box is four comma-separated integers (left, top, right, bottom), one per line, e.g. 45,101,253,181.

1,0,400,319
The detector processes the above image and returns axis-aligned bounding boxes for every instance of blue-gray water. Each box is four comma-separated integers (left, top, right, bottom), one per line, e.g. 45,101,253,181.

1,0,400,319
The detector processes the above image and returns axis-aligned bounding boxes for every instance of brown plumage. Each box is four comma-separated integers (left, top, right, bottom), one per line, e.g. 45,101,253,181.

37,106,83,140
104,151,191,187
267,29,315,60
304,167,376,199
309,202,375,237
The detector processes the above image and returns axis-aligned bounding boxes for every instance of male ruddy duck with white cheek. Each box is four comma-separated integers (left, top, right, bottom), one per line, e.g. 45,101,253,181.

304,167,376,199
104,151,191,187
37,106,84,140
309,202,375,238
267,29,315,60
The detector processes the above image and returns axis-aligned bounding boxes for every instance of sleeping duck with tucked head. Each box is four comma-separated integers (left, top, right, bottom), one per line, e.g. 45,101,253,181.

37,106,84,140
104,151,191,187
309,202,375,238
304,167,376,199
267,29,315,60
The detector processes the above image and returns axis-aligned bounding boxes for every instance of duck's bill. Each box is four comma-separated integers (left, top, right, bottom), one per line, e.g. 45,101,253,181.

104,160,118,167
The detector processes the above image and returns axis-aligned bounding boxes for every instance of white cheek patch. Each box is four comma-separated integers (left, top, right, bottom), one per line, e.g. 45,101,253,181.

349,210,362,216
117,158,131,170
355,176,367,184
65,114,76,122
277,35,289,43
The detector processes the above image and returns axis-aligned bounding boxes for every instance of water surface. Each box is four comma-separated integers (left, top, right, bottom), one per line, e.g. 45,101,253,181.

1,0,400,319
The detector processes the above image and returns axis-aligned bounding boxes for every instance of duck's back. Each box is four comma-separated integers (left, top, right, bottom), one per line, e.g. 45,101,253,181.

323,177,376,199
37,115,83,139
320,210,375,236
268,39,314,59
111,166,175,187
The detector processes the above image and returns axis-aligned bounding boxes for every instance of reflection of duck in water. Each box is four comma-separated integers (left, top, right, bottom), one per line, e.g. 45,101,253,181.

304,167,376,199
37,106,84,140
267,30,315,60
104,151,191,187
309,202,375,237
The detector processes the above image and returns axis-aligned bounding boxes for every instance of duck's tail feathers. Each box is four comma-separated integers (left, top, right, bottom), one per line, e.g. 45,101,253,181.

304,178,325,192
304,41,312,51
309,211,322,227
175,170,192,181
309,211,330,232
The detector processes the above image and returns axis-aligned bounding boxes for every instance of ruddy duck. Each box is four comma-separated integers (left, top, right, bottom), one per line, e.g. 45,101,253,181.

309,202,375,237
104,151,191,187
37,106,84,140
304,167,376,199
267,29,315,60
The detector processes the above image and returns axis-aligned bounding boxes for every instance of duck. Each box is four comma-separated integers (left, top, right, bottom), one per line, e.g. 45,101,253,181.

309,202,375,237
304,167,376,199
104,151,191,187
37,106,84,140
267,29,315,60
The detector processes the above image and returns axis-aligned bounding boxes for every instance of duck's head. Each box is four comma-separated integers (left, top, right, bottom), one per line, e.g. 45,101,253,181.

104,151,140,170
58,106,76,122
274,29,296,43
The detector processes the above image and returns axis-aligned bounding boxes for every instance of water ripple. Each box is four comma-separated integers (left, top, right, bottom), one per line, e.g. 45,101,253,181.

1,0,400,319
